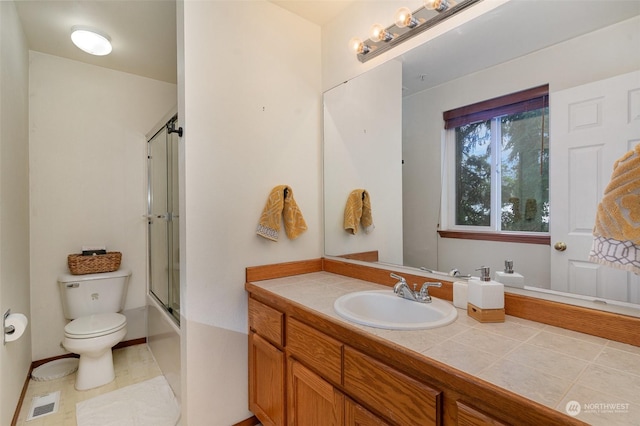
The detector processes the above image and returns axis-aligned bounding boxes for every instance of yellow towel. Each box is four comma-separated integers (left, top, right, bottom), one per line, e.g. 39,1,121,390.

257,185,307,241
589,144,640,274
344,189,374,235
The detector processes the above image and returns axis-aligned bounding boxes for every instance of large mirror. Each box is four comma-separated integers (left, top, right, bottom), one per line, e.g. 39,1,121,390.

324,0,640,310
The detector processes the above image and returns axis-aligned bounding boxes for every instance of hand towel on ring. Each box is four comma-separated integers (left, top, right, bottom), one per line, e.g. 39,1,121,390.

344,189,374,235
257,185,307,241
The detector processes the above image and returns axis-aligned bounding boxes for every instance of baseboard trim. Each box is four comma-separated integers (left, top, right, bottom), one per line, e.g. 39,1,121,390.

10,368,33,426
12,338,148,426
114,337,146,350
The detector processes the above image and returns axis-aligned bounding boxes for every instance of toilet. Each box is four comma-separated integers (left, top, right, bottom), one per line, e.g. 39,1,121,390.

58,269,131,390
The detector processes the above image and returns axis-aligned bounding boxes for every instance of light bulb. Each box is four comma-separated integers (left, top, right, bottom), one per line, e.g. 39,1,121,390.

348,37,370,54
369,24,393,42
394,7,419,28
71,26,112,56
424,0,451,12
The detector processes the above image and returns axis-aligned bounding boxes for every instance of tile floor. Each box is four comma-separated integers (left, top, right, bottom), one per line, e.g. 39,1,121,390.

15,344,163,425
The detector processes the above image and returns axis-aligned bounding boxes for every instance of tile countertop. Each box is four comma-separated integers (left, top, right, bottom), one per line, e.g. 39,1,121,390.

252,271,640,426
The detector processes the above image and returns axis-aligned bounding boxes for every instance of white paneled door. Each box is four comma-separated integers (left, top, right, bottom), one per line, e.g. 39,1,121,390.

550,71,640,303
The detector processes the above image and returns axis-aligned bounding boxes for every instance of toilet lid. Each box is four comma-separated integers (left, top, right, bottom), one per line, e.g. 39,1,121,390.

65,313,126,338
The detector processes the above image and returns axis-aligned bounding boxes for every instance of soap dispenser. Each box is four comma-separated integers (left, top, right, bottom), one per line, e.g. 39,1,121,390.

494,260,525,288
452,279,468,309
467,266,505,323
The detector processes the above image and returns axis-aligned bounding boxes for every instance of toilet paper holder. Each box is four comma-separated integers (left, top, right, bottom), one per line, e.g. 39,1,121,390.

4,309,15,345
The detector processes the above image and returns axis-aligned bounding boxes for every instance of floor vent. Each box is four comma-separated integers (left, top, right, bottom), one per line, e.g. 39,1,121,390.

27,391,60,421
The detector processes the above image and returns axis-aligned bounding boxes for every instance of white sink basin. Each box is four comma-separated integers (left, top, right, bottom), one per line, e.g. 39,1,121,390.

333,290,457,330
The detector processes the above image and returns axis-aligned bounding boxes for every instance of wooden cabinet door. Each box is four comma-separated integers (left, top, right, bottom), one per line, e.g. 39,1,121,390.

249,332,285,426
345,398,390,426
288,358,344,426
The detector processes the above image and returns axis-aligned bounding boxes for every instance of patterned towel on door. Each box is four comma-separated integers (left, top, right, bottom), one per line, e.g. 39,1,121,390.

589,144,640,274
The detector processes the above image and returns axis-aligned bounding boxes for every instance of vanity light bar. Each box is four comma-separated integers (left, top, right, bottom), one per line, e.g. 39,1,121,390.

350,0,482,63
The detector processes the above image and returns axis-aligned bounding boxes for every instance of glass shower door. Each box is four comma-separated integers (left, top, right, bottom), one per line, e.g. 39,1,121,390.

147,117,180,322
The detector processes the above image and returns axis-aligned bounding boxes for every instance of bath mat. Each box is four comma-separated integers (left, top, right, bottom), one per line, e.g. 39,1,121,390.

76,375,180,426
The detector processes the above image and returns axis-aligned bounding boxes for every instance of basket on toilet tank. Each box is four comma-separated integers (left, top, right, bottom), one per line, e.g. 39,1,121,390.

67,252,121,275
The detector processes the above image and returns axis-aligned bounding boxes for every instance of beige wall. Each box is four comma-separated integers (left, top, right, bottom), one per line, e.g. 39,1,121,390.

179,1,321,424
0,2,31,424
29,52,176,361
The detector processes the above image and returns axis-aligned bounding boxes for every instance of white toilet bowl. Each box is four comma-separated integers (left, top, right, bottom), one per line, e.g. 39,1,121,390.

62,313,127,390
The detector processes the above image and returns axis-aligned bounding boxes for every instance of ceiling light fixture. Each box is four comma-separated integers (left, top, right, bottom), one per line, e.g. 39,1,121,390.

71,26,112,56
349,0,477,63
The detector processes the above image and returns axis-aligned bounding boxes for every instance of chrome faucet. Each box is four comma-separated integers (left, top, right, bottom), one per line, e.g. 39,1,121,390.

391,273,412,299
391,273,442,303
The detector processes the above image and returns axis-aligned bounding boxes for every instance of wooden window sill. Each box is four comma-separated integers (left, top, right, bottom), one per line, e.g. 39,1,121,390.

437,230,550,245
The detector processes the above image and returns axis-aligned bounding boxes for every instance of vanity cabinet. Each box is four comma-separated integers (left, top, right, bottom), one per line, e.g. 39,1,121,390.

247,288,585,426
248,298,285,426
286,330,400,426
249,295,438,425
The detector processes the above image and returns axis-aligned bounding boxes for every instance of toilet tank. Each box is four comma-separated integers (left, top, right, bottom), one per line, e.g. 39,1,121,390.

58,269,131,319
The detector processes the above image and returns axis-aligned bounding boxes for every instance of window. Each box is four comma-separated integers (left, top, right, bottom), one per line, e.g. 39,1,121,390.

442,85,549,235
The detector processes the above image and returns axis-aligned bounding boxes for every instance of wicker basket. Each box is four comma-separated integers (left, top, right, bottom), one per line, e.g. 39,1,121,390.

67,252,122,275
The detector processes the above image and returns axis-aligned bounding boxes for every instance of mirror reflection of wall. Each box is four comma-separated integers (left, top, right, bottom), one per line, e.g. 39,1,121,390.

323,60,403,264
324,4,640,306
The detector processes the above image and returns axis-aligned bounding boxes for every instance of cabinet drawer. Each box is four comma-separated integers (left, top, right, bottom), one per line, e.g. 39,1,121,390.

456,401,507,426
249,298,283,347
287,317,342,385
344,347,441,425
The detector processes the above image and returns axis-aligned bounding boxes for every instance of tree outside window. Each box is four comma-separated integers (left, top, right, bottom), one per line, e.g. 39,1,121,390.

446,85,549,234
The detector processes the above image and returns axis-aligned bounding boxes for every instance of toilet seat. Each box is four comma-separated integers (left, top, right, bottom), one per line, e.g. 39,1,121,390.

65,313,126,339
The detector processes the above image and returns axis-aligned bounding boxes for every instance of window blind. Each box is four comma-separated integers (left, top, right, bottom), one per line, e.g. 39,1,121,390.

443,84,549,129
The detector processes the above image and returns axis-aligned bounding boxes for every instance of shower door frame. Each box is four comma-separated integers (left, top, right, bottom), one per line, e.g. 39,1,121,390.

147,114,180,324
